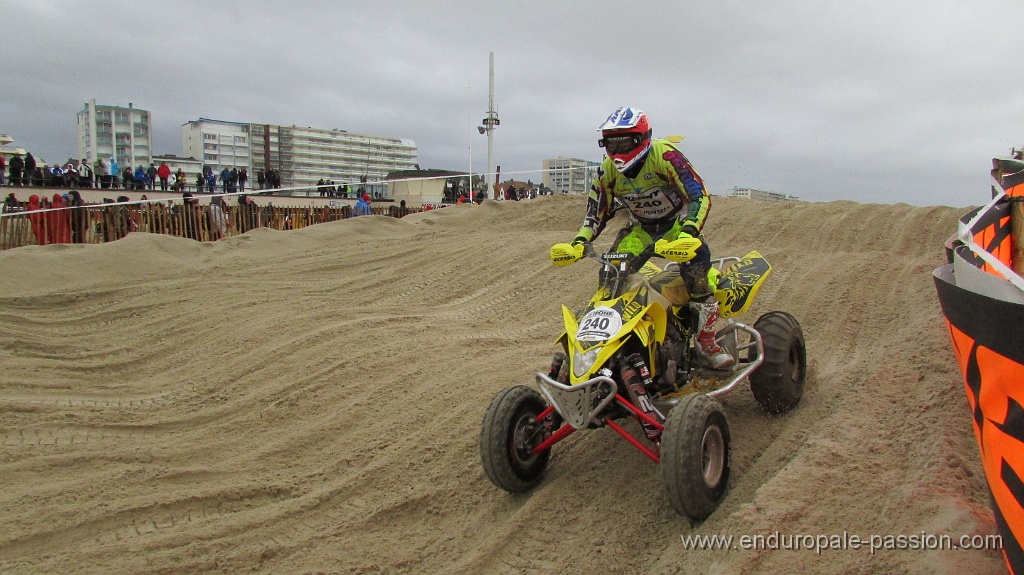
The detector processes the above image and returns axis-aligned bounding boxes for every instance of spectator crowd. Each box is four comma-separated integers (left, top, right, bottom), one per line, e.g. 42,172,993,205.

3,151,287,196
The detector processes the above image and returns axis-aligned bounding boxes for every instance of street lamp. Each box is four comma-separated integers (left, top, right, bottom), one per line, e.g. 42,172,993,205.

478,52,499,198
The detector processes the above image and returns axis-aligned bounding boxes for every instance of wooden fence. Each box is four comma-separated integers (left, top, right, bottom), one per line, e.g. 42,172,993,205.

0,202,419,251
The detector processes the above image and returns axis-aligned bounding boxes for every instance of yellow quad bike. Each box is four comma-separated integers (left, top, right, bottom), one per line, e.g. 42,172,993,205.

480,237,806,521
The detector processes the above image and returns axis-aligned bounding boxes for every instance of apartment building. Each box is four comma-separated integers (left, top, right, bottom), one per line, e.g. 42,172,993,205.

725,187,800,202
181,118,252,177
76,99,152,169
181,119,418,195
542,157,600,195
249,124,417,194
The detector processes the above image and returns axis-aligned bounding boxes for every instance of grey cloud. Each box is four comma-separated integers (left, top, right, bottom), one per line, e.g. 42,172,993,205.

3,0,1022,207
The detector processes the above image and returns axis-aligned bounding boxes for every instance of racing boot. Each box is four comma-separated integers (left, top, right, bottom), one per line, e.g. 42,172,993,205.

692,298,735,370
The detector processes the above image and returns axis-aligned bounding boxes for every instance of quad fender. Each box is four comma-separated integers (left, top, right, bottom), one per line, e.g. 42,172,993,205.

557,303,669,384
714,251,772,319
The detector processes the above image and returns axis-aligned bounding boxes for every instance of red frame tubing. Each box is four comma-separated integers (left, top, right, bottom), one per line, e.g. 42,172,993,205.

531,424,574,454
605,417,660,463
529,395,665,461
530,405,566,454
614,394,665,432
535,405,556,422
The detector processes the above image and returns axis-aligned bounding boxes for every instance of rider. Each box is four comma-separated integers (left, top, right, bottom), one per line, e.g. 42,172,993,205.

558,106,734,369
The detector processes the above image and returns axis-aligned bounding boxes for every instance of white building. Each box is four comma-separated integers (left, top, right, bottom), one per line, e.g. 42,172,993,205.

181,118,252,177
725,187,800,202
181,119,418,196
77,99,152,170
543,157,600,195
249,124,418,196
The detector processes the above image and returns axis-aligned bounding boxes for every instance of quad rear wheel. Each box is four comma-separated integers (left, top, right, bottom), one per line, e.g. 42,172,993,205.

749,311,807,414
480,385,551,492
661,393,731,520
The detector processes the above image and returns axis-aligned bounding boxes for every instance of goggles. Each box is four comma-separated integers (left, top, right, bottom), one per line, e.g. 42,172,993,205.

599,133,646,155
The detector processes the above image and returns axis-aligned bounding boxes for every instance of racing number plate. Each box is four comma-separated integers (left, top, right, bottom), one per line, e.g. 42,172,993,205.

577,306,623,341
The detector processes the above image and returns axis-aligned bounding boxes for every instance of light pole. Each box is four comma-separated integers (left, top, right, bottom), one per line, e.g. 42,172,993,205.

477,52,499,199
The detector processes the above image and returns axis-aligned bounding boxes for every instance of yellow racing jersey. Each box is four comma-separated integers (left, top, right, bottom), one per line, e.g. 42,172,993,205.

577,139,711,242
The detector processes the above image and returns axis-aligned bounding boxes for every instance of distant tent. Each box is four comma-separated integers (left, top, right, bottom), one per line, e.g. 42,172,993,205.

386,169,463,206
934,156,1024,575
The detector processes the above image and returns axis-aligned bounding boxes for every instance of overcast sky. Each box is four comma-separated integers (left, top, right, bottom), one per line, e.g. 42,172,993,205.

4,0,1022,207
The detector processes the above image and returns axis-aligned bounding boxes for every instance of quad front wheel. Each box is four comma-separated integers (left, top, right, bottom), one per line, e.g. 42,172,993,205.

661,393,731,520
749,311,807,414
480,385,551,492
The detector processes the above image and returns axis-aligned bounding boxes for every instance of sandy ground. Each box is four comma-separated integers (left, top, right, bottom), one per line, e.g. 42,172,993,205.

0,195,1008,574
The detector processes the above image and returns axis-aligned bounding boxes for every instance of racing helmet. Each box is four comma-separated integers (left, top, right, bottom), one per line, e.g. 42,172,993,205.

598,107,652,172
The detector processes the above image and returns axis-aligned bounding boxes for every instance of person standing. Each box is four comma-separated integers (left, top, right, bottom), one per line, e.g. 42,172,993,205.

238,168,248,192
208,195,227,240
26,194,47,245
9,154,23,186
64,163,78,187
78,158,93,188
157,162,171,191
178,193,201,240
50,164,65,187
0,153,5,186
67,190,88,244
174,168,186,192
134,165,147,190
97,157,109,188
48,193,71,244
24,152,36,186
219,167,231,193
109,157,119,189
146,163,158,190
353,193,372,216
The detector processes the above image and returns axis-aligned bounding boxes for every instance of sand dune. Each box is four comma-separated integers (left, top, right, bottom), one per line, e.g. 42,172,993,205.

0,195,1007,574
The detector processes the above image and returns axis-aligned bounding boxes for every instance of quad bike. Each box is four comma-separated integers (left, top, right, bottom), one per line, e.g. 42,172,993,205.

479,236,807,520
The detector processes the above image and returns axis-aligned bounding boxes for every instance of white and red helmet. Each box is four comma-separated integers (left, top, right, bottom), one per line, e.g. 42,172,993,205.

598,107,652,172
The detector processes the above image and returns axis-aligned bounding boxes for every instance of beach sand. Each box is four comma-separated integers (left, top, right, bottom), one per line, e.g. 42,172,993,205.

0,195,1007,574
